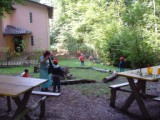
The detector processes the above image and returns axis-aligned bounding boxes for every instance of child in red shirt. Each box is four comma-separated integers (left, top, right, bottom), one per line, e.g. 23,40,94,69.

79,54,85,66
89,55,94,66
22,69,30,77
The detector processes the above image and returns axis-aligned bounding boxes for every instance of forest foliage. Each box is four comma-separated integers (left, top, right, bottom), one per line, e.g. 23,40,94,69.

51,0,160,68
0,0,25,17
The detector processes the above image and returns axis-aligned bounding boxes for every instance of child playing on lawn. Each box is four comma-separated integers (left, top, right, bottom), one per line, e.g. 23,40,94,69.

79,54,85,66
51,59,64,92
22,69,30,77
119,57,125,72
89,55,94,66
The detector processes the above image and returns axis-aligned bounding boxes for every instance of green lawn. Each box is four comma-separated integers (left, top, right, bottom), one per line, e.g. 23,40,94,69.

70,68,109,81
59,59,119,71
0,59,124,97
0,66,109,81
0,66,31,75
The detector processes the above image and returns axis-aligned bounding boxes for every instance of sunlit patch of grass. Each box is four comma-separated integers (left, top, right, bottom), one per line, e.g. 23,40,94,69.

0,59,122,97
59,59,92,67
70,68,110,81
0,66,39,78
0,65,111,80
0,66,27,75
59,59,119,71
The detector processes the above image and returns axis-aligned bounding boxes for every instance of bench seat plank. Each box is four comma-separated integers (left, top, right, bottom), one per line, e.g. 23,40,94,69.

32,91,61,96
153,97,160,101
109,81,137,107
109,82,129,88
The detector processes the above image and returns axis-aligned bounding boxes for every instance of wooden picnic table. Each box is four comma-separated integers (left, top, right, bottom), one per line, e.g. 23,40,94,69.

0,75,47,120
117,65,160,119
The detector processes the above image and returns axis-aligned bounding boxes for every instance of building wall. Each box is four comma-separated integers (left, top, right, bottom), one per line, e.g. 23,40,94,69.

5,36,14,52
23,34,31,52
3,12,12,30
0,12,12,48
2,1,51,52
0,19,4,47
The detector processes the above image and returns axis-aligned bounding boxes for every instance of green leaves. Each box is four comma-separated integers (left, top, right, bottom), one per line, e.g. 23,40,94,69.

53,0,160,68
0,0,25,17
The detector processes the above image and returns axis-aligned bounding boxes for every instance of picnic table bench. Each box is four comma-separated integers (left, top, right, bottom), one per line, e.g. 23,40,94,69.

31,91,61,118
109,82,130,107
14,91,61,119
153,96,160,102
32,91,61,96
0,75,47,120
114,66,160,119
109,80,137,107
3,90,61,119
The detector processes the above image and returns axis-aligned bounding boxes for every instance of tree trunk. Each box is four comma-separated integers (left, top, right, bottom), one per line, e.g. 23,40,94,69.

152,0,157,33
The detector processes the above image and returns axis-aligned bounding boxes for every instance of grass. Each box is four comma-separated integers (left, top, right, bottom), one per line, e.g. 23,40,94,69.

60,60,113,97
0,66,110,81
70,68,109,81
59,59,93,67
0,66,39,78
0,59,123,97
59,59,119,71
68,76,127,97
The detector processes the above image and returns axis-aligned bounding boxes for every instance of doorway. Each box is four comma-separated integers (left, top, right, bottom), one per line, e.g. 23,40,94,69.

14,36,23,52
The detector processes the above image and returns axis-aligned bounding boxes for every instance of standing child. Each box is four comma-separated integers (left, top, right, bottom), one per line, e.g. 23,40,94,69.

119,57,125,72
89,55,94,66
51,59,64,93
79,54,85,66
22,69,30,77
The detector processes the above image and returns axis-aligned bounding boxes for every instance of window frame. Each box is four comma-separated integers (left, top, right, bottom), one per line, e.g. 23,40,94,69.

29,12,33,23
31,36,34,46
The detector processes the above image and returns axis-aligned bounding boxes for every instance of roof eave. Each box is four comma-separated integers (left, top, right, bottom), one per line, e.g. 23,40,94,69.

3,33,32,36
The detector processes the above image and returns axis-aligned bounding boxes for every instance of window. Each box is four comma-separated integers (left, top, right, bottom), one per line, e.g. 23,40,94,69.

29,12,33,23
31,36,34,46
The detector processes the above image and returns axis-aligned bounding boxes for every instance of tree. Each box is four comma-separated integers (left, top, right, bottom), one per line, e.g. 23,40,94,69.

52,0,160,68
0,0,24,17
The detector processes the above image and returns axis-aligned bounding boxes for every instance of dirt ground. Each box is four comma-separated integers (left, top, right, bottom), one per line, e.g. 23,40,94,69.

0,77,160,120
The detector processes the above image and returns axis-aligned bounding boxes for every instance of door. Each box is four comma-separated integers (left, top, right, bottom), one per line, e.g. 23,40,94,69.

14,36,23,52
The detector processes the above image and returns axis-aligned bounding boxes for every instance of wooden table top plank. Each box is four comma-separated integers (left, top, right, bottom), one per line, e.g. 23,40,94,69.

0,82,32,97
117,66,160,82
0,75,47,87
0,75,47,97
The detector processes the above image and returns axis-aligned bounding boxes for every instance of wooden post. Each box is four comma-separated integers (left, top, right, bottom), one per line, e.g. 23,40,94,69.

122,78,150,119
40,96,46,119
14,96,47,120
11,90,32,120
6,96,12,112
110,88,117,107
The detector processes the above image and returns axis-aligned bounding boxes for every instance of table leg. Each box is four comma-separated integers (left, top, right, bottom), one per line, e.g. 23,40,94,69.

6,96,12,112
11,90,32,120
122,78,141,110
122,78,150,119
141,81,146,94
40,96,46,119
